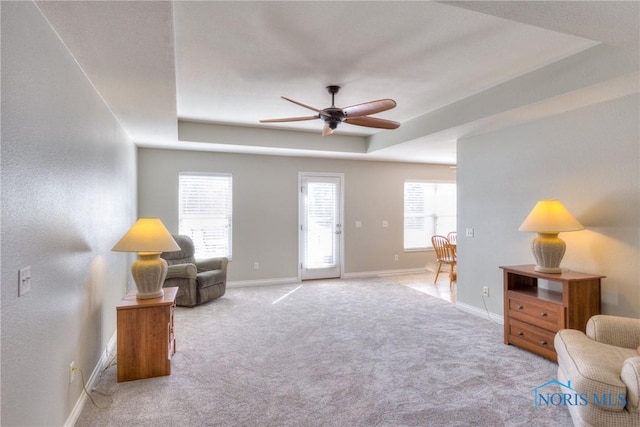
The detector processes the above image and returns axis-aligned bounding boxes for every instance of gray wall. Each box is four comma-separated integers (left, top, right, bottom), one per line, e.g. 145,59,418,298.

138,148,455,281
457,94,640,319
1,2,136,425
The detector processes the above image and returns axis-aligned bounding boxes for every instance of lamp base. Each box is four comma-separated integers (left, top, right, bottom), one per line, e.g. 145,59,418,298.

531,233,566,274
534,265,563,274
131,252,168,299
136,289,165,300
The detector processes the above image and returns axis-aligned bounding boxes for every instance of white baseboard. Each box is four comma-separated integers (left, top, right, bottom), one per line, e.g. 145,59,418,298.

64,332,117,427
344,267,427,279
228,276,300,288
455,301,504,325
228,268,428,287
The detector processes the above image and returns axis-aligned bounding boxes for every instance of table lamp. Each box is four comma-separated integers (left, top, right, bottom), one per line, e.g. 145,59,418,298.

112,218,180,299
518,200,584,273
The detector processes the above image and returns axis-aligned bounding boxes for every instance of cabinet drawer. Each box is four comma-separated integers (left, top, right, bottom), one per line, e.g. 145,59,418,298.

507,292,564,331
508,318,556,350
508,318,557,361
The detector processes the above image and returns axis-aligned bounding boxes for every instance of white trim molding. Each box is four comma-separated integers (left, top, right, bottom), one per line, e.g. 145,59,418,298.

228,277,300,288
455,301,504,325
344,267,428,279
64,331,117,427
229,268,429,287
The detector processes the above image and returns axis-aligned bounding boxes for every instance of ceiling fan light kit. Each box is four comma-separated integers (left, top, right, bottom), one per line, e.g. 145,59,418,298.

260,85,400,136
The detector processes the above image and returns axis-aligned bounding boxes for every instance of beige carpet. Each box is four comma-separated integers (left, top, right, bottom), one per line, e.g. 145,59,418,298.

76,276,572,426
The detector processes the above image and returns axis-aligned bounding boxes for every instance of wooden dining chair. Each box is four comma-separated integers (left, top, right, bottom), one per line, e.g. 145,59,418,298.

447,231,457,245
431,234,457,288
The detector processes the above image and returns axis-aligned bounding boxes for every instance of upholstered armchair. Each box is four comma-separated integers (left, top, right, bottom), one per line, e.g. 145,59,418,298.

160,235,228,307
555,315,640,427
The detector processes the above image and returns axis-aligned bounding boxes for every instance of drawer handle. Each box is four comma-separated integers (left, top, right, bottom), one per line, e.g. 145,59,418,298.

540,312,547,317
517,304,523,310
517,331,524,336
540,340,548,346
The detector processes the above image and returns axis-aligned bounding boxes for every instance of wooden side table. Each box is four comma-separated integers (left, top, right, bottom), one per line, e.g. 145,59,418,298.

116,287,178,382
500,265,603,362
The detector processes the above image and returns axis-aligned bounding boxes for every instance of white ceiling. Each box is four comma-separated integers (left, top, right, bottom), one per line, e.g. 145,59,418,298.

35,1,639,164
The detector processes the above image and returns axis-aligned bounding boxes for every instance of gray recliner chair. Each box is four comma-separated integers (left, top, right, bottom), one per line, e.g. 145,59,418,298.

160,234,228,307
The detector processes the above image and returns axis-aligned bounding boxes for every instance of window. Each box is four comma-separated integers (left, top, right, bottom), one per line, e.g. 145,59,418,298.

305,180,338,269
179,173,232,259
404,181,456,250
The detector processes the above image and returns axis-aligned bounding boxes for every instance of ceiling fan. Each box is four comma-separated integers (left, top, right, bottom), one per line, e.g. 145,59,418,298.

260,85,401,136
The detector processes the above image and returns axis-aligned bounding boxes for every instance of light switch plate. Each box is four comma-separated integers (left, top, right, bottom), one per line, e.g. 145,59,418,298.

19,266,31,296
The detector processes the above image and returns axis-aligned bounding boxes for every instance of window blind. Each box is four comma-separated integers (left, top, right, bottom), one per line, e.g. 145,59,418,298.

178,173,232,259
404,181,456,250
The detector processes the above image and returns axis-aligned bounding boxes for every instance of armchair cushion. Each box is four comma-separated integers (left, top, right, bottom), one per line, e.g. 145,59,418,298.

166,263,197,280
196,257,228,273
196,269,226,289
622,357,640,413
587,315,640,349
161,235,197,265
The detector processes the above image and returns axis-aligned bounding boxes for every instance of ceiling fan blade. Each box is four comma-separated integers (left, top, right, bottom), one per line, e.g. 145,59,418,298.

260,115,319,123
342,99,397,118
344,116,401,129
322,124,334,137
282,96,330,117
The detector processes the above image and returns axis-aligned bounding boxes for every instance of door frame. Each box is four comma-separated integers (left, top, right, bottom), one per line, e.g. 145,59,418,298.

298,172,345,281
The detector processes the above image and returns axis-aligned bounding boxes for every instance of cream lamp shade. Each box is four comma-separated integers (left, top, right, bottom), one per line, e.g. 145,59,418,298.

519,200,584,273
112,218,180,299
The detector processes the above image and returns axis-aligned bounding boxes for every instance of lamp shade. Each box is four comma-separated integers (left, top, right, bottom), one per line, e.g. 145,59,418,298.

112,218,180,253
518,200,584,233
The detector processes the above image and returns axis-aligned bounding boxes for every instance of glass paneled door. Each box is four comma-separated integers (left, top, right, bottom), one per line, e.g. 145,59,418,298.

299,173,343,280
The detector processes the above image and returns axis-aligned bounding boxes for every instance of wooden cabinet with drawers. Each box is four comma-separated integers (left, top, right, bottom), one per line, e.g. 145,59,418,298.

116,287,178,382
500,265,603,362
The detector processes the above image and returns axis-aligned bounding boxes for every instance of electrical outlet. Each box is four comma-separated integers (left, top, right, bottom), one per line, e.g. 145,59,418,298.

69,361,76,384
482,286,489,297
253,262,259,270
394,254,399,261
